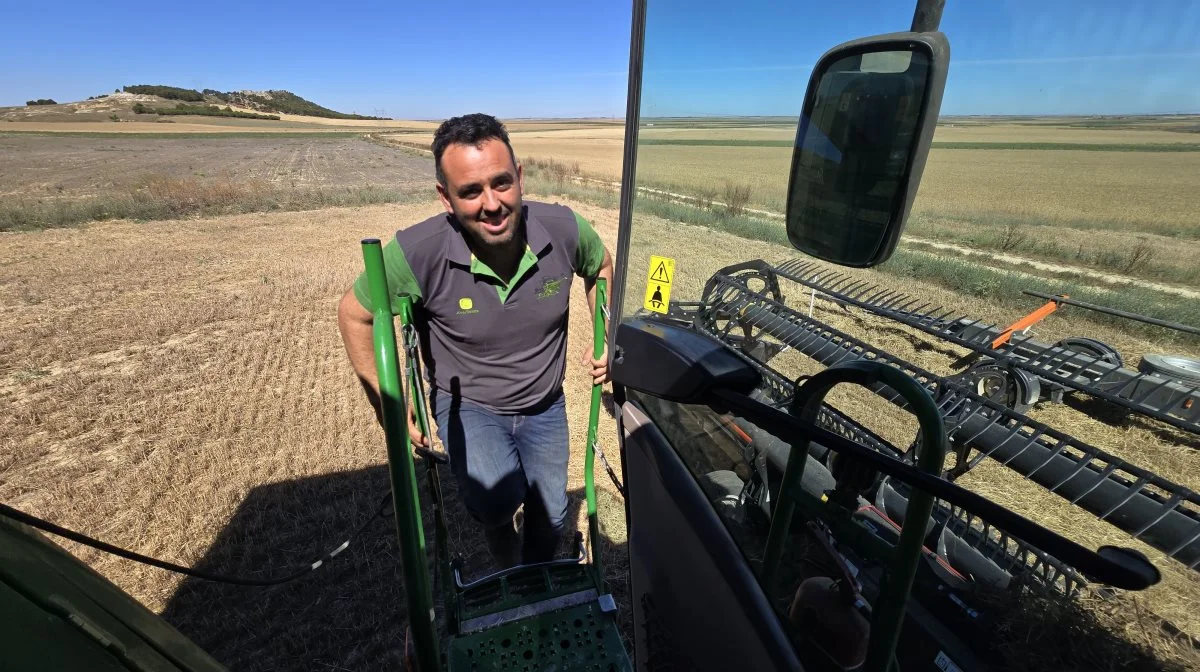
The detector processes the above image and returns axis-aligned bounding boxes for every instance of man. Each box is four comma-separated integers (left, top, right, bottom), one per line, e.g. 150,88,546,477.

337,113,613,568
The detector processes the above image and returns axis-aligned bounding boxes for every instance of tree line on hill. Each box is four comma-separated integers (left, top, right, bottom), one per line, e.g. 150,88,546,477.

204,89,389,120
124,85,207,102
26,99,57,106
120,84,388,120
131,102,280,120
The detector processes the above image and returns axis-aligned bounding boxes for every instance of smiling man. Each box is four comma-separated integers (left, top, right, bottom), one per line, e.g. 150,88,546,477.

337,113,613,568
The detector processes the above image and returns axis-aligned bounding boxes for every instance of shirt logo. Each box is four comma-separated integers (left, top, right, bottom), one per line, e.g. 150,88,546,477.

537,277,565,300
456,296,479,315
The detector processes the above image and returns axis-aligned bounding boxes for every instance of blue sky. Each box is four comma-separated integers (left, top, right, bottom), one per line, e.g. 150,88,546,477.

2,1,1198,118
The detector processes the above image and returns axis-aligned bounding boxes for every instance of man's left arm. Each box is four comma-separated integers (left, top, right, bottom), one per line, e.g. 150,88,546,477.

575,213,615,385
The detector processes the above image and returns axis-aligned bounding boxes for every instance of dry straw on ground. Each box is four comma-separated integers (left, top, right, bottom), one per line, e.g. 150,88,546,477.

0,198,625,670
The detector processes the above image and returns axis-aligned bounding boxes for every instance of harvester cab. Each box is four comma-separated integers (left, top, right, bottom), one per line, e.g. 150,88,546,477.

601,2,1164,671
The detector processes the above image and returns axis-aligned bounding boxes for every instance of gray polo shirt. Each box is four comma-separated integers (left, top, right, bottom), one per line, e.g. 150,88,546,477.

353,200,606,414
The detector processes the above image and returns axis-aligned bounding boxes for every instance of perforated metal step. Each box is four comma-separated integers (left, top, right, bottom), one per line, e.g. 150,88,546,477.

448,599,630,672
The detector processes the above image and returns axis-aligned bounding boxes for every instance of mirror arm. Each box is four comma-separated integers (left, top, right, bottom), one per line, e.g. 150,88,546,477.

911,0,945,31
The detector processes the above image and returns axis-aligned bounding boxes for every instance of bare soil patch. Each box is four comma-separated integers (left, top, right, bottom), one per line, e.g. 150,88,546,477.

0,134,434,200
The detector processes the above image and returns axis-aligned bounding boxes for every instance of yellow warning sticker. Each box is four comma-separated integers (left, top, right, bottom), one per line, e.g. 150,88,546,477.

643,255,675,314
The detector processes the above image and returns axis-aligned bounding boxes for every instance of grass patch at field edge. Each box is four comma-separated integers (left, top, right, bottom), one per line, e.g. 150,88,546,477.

913,209,1199,241
880,248,1200,347
0,178,430,232
525,167,1198,346
0,130,368,139
638,138,1200,152
906,216,1200,286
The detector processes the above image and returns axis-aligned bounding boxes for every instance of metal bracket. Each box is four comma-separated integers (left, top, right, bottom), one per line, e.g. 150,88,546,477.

453,535,588,591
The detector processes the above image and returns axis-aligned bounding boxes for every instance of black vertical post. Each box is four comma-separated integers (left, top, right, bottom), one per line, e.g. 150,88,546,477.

608,0,648,339
911,0,945,31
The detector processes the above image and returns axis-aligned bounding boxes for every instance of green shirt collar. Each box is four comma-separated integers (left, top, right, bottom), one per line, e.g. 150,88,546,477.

470,245,541,303
447,205,552,303
445,205,552,266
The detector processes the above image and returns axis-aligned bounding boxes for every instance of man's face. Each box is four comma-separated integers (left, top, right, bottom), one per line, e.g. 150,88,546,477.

436,138,524,250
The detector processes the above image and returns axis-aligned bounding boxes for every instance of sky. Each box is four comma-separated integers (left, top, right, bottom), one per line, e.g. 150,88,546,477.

1,0,1198,118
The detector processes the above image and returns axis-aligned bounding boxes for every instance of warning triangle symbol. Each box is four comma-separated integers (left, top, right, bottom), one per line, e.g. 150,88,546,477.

650,261,671,283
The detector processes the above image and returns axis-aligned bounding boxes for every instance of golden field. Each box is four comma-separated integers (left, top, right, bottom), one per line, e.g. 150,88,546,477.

383,117,1200,294
510,124,1200,232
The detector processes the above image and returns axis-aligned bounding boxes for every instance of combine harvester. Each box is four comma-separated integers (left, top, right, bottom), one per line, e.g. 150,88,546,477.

2,1,1192,670
769,259,1200,431
663,259,1200,578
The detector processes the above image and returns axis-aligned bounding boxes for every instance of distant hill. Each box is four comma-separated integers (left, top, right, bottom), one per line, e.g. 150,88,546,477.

121,85,389,120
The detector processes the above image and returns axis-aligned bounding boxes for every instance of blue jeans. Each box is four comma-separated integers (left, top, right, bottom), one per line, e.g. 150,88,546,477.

429,387,570,566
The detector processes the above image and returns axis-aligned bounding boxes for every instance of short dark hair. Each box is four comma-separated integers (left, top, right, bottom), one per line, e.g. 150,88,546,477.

431,113,516,186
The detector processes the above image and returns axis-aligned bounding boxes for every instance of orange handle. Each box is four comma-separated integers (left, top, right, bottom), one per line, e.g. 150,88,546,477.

991,298,1063,348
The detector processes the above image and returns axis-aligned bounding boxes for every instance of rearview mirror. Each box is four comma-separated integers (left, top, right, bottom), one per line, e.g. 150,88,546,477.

786,32,949,267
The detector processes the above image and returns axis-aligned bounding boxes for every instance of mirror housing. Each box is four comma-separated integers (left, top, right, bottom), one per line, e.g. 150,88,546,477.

785,31,950,267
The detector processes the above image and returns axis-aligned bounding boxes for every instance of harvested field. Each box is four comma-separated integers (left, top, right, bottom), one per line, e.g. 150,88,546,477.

508,129,1200,238
0,134,434,199
383,114,1200,243
501,117,1200,299
512,120,1200,144
4,117,1200,670
0,196,625,671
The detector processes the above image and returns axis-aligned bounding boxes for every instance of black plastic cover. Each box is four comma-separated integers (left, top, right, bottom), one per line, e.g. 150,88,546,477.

612,317,761,403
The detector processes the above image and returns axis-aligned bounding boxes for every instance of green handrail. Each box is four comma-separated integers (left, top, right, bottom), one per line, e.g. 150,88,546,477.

399,296,429,437
398,294,455,632
585,278,608,588
759,360,947,672
360,239,440,670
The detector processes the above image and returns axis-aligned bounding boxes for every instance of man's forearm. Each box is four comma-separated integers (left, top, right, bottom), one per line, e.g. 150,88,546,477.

344,321,379,391
338,292,383,417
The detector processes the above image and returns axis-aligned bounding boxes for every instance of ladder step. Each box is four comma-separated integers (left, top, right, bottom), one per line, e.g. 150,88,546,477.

459,588,601,635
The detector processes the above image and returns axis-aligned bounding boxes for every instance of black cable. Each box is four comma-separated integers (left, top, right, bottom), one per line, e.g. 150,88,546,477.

596,444,627,497
0,491,393,586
